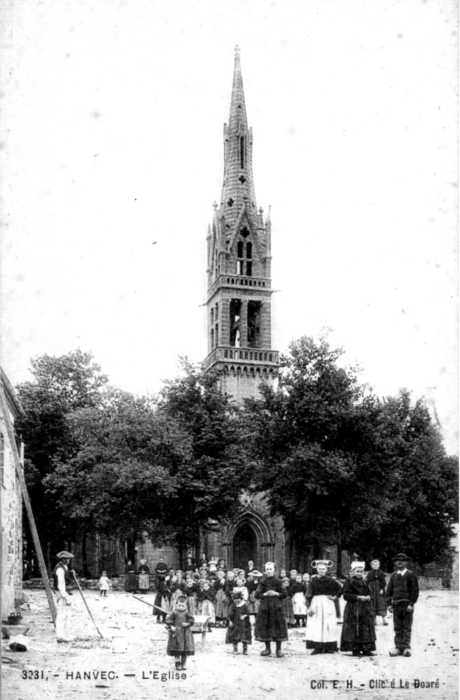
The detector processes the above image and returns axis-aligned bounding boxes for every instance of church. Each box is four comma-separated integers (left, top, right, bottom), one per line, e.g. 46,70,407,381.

199,47,287,571
76,49,324,576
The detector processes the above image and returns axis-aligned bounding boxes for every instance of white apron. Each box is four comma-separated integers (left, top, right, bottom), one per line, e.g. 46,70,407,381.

306,595,338,643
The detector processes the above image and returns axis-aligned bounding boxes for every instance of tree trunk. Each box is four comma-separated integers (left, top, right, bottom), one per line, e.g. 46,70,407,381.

82,531,90,578
336,531,342,578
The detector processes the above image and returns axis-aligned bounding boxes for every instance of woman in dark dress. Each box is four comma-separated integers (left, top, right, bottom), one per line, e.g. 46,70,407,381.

124,560,138,593
340,562,376,656
254,562,288,658
367,559,388,625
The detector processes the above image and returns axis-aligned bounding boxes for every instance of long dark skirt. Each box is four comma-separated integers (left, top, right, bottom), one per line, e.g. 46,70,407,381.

368,580,387,617
124,572,137,592
255,598,288,642
340,600,376,652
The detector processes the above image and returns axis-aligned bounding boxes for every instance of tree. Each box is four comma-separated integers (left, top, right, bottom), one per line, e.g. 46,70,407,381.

44,389,183,567
157,360,251,562
245,336,458,570
372,392,458,568
16,350,108,568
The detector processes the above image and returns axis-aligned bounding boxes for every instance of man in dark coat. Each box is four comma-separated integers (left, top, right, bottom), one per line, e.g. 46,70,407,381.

386,553,419,657
254,562,288,658
340,562,376,656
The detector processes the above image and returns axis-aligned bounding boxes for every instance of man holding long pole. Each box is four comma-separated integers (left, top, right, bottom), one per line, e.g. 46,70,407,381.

52,551,76,643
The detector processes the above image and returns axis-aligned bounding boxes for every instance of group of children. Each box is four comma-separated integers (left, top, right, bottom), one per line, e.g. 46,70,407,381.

150,559,320,631
158,555,419,667
97,553,417,667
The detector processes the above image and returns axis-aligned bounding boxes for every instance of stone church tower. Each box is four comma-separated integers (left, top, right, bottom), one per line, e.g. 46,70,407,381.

202,48,286,570
203,47,279,402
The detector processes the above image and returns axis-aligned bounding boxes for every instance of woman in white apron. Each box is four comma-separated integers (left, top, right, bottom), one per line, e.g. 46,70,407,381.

305,560,342,654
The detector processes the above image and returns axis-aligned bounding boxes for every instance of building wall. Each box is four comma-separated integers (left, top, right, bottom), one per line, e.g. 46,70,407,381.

1,396,23,618
451,524,459,589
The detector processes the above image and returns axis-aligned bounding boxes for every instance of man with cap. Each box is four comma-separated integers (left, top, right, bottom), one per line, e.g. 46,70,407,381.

53,550,75,643
386,553,419,657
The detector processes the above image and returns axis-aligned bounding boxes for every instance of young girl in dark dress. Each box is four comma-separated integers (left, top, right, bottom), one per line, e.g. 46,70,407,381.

254,562,288,658
166,596,195,670
340,562,376,656
367,559,388,625
197,580,216,624
226,591,252,654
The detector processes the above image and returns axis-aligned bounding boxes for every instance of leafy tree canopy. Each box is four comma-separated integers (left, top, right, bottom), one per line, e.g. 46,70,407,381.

245,336,458,568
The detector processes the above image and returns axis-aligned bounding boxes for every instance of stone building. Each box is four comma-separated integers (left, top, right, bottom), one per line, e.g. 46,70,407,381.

200,48,287,571
202,47,279,403
1,369,24,617
71,49,333,577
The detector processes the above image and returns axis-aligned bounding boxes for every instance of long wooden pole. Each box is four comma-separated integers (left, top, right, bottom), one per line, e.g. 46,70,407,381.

0,383,57,623
72,571,104,638
132,595,168,614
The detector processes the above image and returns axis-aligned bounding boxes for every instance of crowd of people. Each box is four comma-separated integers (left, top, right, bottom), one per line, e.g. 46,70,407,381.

52,550,420,670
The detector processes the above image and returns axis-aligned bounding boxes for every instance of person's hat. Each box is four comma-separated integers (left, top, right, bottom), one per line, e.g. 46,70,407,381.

351,561,365,571
140,559,146,564
250,570,263,578
370,559,380,566
56,551,74,559
392,553,409,561
311,560,333,569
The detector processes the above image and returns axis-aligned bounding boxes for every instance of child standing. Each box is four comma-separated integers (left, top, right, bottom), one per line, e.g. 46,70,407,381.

166,596,195,670
226,591,252,654
184,578,198,615
367,559,388,625
291,574,307,627
254,562,288,657
281,578,296,627
99,571,110,597
197,580,216,624
233,575,249,601
214,570,227,627
154,578,170,623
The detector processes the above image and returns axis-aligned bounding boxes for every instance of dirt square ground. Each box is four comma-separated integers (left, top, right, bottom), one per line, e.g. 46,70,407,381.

1,589,458,700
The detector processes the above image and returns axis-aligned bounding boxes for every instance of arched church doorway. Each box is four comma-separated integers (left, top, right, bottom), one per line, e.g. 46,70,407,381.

232,522,258,570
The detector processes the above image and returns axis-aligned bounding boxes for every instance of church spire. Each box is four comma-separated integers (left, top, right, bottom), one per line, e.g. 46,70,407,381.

228,46,248,135
221,47,257,229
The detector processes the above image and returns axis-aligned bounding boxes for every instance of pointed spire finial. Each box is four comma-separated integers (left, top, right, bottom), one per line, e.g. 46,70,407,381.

235,45,240,58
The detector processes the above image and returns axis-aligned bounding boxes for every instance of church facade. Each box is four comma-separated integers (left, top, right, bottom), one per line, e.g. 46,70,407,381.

201,48,287,571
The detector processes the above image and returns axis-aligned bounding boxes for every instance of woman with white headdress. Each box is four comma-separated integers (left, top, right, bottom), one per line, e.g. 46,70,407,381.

340,562,376,656
305,560,342,655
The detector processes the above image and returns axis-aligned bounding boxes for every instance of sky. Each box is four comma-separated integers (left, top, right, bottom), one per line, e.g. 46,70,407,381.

1,0,458,453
